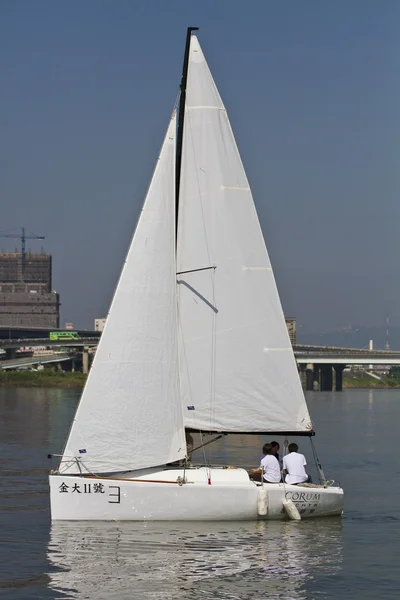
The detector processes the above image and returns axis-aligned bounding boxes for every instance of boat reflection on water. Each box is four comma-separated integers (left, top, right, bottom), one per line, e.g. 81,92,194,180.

47,520,343,599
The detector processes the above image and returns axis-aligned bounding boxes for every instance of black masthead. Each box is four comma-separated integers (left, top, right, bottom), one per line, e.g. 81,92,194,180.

175,26,199,245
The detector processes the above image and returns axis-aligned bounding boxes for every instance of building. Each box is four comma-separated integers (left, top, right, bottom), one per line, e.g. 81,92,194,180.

94,318,107,332
0,251,52,284
285,317,296,345
0,252,60,328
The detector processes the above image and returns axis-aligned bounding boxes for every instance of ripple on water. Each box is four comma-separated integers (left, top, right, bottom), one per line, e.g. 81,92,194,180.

5,388,400,599
46,520,343,600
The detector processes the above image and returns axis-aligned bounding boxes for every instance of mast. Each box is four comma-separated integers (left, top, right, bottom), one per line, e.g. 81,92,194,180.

175,26,199,245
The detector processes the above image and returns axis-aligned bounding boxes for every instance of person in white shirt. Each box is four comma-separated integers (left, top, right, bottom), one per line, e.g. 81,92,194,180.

271,441,281,467
260,443,281,483
282,443,310,485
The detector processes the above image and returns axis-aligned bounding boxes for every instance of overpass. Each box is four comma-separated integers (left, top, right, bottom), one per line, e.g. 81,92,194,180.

0,326,100,342
294,344,400,364
1,327,400,390
0,337,100,349
0,327,99,372
293,344,400,391
0,352,77,370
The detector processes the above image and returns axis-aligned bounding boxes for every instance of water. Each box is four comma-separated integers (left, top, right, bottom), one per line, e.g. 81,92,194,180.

1,388,400,599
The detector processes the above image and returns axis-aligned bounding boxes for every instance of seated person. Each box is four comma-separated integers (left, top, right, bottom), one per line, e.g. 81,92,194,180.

271,441,281,465
260,443,281,483
260,440,280,460
282,442,310,485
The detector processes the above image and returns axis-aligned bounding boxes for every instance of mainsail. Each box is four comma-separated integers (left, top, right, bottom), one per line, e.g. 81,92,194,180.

177,36,312,433
60,113,187,474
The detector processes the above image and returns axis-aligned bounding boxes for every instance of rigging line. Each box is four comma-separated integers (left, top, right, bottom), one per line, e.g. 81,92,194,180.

210,267,217,432
173,91,180,111
185,101,213,268
175,307,213,467
177,266,216,275
58,454,175,475
184,100,218,435
310,437,326,485
192,433,225,453
176,301,195,413
176,295,208,465
176,305,212,471
199,431,209,466
281,438,289,496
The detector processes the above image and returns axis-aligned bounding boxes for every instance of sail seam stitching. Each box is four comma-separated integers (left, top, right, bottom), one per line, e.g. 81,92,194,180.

187,105,225,111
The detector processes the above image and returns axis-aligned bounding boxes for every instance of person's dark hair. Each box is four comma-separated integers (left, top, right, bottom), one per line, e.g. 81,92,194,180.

271,441,280,451
288,442,298,453
262,443,273,455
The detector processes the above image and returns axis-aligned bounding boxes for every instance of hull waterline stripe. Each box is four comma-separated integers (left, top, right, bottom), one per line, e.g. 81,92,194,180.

186,430,316,436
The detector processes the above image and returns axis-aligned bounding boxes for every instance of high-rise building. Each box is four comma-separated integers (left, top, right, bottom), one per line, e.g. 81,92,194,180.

0,252,52,285
0,252,60,328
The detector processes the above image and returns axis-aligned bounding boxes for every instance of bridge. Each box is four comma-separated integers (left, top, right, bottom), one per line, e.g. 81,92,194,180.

0,352,77,370
0,326,100,342
294,344,400,391
294,344,400,364
0,337,100,350
1,327,400,390
0,327,100,373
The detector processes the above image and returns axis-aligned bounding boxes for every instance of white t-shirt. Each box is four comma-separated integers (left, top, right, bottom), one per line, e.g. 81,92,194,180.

260,454,281,483
282,452,308,484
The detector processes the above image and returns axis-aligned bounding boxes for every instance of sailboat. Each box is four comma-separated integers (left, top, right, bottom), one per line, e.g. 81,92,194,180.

49,28,344,521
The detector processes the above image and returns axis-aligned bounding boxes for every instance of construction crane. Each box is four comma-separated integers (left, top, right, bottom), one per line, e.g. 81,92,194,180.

0,227,45,282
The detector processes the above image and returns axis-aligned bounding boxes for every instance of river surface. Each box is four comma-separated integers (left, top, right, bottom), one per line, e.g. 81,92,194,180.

1,387,399,599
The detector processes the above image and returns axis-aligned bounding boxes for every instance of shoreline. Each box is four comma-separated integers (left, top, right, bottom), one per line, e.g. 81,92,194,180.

0,372,400,390
0,371,86,388
342,377,400,390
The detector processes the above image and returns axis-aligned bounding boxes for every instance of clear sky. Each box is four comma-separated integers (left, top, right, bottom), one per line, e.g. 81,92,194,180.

1,1,399,334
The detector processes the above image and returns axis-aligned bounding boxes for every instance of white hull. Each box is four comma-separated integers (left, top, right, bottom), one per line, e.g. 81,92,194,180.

50,467,343,521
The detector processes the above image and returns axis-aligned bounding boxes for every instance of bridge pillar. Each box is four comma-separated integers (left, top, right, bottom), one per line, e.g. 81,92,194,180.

313,366,320,391
306,368,313,391
334,364,346,391
298,364,306,387
320,365,333,391
5,348,16,360
82,347,89,375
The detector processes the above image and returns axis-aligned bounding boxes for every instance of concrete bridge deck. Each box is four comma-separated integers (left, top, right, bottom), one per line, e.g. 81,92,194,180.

294,344,400,365
294,344,400,391
0,337,100,349
2,334,400,389
0,353,76,370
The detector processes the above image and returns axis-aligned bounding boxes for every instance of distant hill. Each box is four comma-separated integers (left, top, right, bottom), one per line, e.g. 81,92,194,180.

298,325,400,351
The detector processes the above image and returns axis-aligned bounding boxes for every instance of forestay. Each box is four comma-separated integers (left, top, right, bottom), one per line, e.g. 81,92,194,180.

177,36,312,433
60,113,187,474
